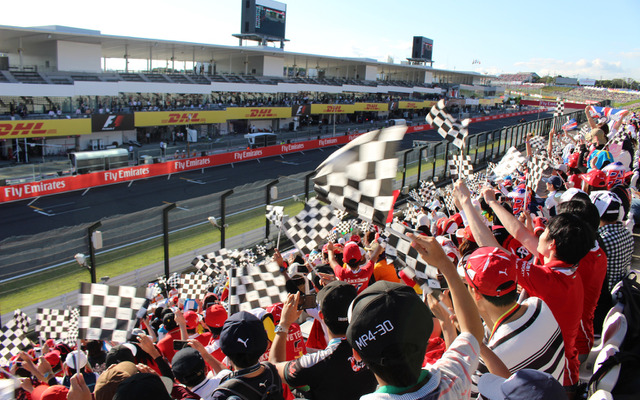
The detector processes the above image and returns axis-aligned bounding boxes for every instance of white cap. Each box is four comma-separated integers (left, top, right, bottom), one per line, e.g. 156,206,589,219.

64,350,88,370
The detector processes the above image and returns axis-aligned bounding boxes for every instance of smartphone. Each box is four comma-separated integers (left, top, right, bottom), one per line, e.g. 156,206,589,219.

298,293,317,310
173,340,190,351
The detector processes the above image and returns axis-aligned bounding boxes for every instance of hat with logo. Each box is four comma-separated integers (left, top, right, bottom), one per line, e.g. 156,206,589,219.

171,347,206,386
542,175,563,191
464,247,517,297
219,311,268,358
204,304,227,328
183,310,199,330
478,369,567,400
589,191,623,219
581,169,606,188
346,281,433,378
343,242,362,264
317,280,357,332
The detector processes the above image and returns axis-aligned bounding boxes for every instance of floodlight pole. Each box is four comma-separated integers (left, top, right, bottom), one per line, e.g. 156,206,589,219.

265,179,279,239
162,203,177,279
87,221,102,284
220,190,234,248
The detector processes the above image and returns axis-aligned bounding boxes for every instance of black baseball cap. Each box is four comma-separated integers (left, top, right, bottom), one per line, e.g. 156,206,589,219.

171,347,205,386
317,280,357,333
346,281,433,372
219,311,268,358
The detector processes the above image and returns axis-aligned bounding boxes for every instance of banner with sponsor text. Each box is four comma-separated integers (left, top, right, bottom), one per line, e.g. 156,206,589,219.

0,119,92,138
134,110,227,127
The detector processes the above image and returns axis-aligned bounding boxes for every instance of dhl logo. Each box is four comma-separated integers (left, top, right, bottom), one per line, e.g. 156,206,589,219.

364,104,381,110
249,109,277,118
325,106,343,113
0,122,54,136
405,102,417,108
161,113,203,124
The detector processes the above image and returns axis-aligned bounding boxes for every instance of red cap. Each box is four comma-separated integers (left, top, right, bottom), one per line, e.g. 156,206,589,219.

183,310,199,330
31,385,50,400
204,304,227,328
567,152,580,168
266,303,283,324
349,234,361,243
45,339,56,348
461,226,475,242
41,386,69,400
343,242,361,264
43,350,61,367
533,217,547,235
581,169,606,188
464,247,517,297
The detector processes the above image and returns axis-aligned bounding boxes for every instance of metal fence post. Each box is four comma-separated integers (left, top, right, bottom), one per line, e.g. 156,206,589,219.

87,221,102,284
220,190,234,248
416,146,427,186
431,142,439,178
265,179,279,239
401,150,410,189
304,172,315,201
162,203,176,279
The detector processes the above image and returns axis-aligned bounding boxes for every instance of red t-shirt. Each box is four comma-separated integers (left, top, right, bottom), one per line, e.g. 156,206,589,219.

516,258,584,386
334,260,374,294
156,328,181,363
575,245,607,355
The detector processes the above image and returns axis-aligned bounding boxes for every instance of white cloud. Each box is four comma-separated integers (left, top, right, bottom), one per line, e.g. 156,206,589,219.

513,57,639,80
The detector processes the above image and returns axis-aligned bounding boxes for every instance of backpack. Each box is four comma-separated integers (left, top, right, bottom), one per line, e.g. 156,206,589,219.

587,271,640,399
214,362,284,400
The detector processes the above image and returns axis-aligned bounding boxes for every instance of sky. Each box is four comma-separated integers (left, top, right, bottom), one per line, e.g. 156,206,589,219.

2,0,639,81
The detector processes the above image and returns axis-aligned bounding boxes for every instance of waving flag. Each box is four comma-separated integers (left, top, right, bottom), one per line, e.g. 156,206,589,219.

562,119,578,132
589,106,627,121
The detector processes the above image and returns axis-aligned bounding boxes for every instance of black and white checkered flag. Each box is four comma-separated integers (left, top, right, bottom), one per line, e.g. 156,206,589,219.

192,249,235,279
78,283,148,343
64,308,80,346
180,274,212,301
313,126,405,227
425,100,470,149
385,222,438,280
528,135,547,156
554,99,564,117
13,309,30,333
283,198,342,255
255,244,267,257
448,154,474,179
335,220,352,235
403,206,418,227
527,155,550,191
229,261,287,315
166,273,181,289
266,205,284,228
0,319,31,366
37,308,69,342
491,147,526,179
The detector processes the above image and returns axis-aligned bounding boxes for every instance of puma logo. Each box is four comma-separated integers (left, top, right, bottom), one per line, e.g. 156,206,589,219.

237,337,249,348
259,380,268,388
498,269,508,276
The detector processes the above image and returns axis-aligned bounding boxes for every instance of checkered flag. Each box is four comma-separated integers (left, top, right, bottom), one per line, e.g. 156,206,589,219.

0,319,31,366
554,99,564,117
425,100,470,149
283,198,342,255
180,273,212,301
78,283,149,343
528,135,547,156
442,192,456,214
64,308,80,346
228,261,287,315
166,273,181,289
37,308,70,342
448,154,474,179
335,220,352,235
192,249,235,279
13,309,30,333
491,147,526,180
313,126,405,227
403,206,418,227
255,244,267,257
527,155,550,191
266,205,285,228
385,222,439,280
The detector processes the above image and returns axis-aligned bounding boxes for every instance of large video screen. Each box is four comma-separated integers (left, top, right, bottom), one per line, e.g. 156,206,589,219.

255,0,286,39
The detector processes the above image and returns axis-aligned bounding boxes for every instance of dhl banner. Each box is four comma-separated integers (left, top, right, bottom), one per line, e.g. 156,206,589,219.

135,111,227,127
225,107,292,120
398,101,426,110
310,104,356,114
0,133,363,203
354,103,389,112
0,119,92,138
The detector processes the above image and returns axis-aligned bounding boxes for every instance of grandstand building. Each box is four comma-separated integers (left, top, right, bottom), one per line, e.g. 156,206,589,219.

0,24,498,159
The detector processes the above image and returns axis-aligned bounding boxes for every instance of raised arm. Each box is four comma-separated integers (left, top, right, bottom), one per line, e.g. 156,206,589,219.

452,180,503,250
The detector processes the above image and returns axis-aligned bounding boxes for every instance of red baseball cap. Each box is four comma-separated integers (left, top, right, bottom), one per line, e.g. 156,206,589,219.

43,350,61,367
464,247,517,297
204,304,227,328
183,311,199,330
41,386,69,400
581,169,607,188
567,152,580,169
266,303,283,324
343,242,361,264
